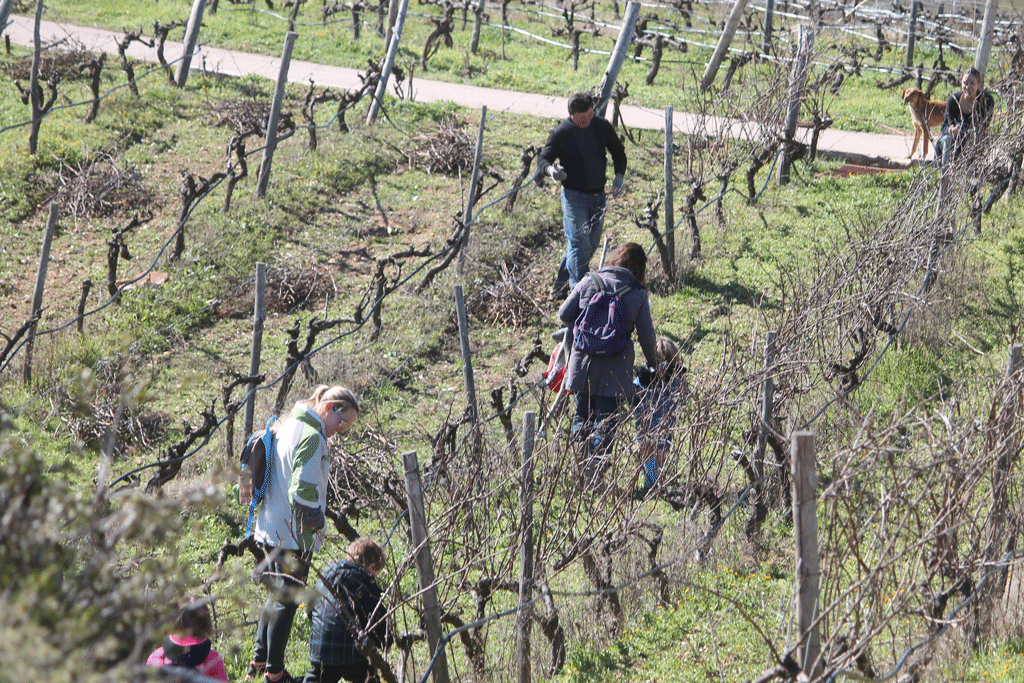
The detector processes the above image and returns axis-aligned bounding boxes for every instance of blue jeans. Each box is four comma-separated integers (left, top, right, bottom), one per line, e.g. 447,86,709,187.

572,391,621,480
556,188,607,291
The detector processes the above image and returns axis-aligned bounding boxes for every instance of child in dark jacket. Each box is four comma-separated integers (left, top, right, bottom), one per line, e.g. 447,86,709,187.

302,538,391,683
633,338,686,494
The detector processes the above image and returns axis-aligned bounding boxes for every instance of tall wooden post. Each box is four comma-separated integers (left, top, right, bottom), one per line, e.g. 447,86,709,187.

700,0,752,90
791,431,821,680
23,203,58,384
457,107,486,273
754,331,777,480
974,0,998,80
454,286,481,458
762,0,775,55
0,0,14,36
595,1,640,117
402,451,451,683
243,262,267,438
367,0,412,124
516,411,537,683
256,32,298,198
777,26,815,185
176,0,208,87
905,0,920,68
663,106,675,279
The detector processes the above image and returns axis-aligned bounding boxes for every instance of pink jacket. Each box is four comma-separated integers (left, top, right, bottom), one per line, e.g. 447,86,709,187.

146,634,229,682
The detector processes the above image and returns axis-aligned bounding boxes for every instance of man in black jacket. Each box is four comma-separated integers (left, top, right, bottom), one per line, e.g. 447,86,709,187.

538,91,628,299
301,538,391,683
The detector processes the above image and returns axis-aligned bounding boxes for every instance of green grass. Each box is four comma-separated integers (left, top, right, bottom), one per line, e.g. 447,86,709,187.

3,5,1024,682
556,567,791,683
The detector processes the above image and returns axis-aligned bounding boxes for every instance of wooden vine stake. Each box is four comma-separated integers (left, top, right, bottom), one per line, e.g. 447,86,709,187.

402,451,451,683
791,430,822,679
256,31,298,198
23,203,58,385
243,262,267,439
176,0,207,87
454,285,482,462
516,411,537,683
777,25,815,185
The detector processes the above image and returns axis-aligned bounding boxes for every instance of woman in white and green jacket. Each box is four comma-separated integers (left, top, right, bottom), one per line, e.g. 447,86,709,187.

247,385,360,683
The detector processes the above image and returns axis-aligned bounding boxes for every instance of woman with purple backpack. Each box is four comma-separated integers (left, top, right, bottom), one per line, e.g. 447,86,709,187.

558,242,658,488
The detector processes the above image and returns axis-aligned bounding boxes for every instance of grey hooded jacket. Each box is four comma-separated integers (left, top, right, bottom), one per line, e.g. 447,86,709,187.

558,267,658,398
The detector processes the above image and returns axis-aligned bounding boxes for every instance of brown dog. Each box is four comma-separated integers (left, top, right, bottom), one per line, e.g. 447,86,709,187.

902,88,946,159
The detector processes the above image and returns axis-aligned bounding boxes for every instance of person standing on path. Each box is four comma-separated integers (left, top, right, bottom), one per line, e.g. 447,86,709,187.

539,91,628,299
246,385,360,683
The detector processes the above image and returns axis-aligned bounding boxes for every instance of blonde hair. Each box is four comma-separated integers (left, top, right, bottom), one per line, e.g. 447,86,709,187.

347,537,387,573
305,385,360,413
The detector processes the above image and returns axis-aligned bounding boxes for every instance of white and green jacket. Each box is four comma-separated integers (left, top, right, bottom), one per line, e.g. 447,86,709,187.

253,402,331,552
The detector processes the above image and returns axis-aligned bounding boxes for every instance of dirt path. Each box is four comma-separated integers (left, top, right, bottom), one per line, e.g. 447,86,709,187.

5,14,918,166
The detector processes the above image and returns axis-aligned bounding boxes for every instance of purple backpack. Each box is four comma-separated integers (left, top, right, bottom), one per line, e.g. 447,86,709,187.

573,273,637,357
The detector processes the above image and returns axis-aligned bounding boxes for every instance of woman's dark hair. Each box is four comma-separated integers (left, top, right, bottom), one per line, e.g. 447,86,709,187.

568,92,594,115
605,242,647,284
964,66,982,83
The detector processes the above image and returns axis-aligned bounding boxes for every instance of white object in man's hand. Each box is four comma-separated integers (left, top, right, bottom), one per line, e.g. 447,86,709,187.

611,173,625,197
547,164,567,182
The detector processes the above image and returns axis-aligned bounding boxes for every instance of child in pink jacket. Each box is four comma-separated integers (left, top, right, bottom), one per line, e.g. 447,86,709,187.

147,599,229,681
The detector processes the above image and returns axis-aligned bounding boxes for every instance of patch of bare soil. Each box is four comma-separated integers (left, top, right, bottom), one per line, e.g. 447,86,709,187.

818,164,903,179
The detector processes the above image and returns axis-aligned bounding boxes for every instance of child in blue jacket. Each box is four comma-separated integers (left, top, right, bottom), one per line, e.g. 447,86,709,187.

633,338,687,494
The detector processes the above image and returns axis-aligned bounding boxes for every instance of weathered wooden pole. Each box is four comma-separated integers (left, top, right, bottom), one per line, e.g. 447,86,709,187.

176,0,208,87
516,411,537,683
457,106,486,273
777,26,815,185
402,451,451,683
762,0,775,55
454,285,481,458
700,0,752,90
663,106,675,279
0,0,14,35
905,0,920,68
791,431,821,680
595,1,640,117
243,262,267,438
27,0,43,155
974,0,998,80
23,203,58,384
754,331,777,481
256,32,298,198
367,0,412,124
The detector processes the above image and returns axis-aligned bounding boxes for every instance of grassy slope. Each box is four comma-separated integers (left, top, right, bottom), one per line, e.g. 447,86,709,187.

2,3,1024,682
